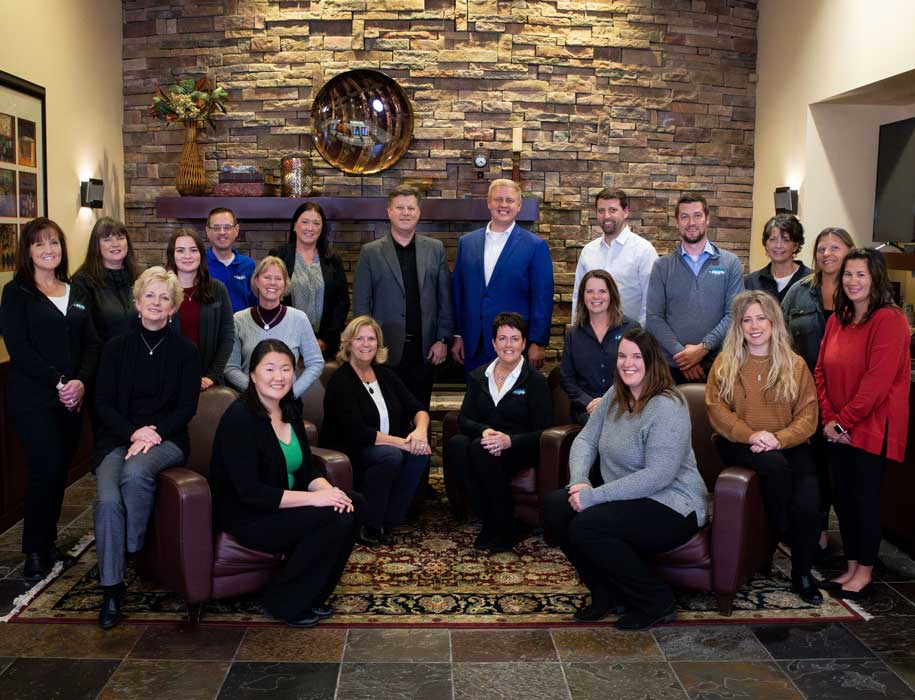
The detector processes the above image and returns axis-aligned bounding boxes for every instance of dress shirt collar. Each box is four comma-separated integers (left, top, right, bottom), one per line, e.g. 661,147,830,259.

485,221,516,239
598,225,633,251
484,358,524,405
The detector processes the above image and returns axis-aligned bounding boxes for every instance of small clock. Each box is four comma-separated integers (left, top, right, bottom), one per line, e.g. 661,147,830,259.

472,148,489,169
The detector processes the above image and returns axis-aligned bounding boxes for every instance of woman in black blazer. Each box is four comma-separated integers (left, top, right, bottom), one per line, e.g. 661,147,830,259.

445,312,552,552
165,230,235,389
210,339,363,627
321,316,431,546
0,218,99,581
93,267,201,629
269,202,349,358
71,217,141,344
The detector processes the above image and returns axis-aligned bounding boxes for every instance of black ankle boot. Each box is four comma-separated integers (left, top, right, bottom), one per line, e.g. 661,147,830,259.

791,574,823,605
99,584,126,630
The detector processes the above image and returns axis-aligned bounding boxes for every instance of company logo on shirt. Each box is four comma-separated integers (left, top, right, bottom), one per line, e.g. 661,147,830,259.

512,388,526,395
234,274,246,280
708,267,726,275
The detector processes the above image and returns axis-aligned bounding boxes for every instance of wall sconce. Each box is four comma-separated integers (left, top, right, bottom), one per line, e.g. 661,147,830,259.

774,186,798,215
80,178,104,208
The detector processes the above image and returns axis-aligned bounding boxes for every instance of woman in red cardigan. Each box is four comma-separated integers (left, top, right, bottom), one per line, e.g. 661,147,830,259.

814,248,910,600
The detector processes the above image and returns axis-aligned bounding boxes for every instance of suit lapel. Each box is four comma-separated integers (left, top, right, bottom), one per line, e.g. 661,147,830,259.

415,235,428,288
486,228,521,289
380,235,405,295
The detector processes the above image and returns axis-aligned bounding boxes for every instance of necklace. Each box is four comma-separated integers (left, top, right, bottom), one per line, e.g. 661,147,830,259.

141,334,165,356
256,305,282,330
354,366,376,394
748,355,769,382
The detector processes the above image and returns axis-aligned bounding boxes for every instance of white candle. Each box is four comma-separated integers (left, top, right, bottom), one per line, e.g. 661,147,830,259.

512,126,522,153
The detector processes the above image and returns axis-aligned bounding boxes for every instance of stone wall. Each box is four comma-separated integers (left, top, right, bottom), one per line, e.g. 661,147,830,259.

122,0,758,357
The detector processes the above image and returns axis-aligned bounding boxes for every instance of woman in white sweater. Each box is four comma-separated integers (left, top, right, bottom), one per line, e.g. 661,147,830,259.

224,256,323,398
545,327,708,631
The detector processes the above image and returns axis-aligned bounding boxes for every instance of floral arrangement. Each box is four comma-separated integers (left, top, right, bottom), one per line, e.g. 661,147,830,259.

149,77,228,128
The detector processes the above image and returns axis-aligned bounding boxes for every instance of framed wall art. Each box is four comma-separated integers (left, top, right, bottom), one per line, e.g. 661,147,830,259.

0,71,47,282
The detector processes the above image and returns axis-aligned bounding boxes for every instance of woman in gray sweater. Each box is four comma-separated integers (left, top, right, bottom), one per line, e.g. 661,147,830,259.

545,327,708,631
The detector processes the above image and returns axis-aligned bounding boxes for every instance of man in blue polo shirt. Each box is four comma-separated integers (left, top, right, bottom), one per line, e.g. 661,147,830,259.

646,193,743,383
205,207,256,311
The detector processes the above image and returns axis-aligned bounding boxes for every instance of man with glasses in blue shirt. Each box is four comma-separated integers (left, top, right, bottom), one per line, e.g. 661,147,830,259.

205,207,257,311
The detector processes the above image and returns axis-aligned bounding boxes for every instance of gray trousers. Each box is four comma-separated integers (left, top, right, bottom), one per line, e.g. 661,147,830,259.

93,441,184,586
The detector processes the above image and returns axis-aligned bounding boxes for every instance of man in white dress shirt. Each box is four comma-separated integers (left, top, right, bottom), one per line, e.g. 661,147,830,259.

571,189,658,325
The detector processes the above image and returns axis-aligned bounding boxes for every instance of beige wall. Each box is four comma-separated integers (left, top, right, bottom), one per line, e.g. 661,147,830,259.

752,0,915,270
0,0,123,269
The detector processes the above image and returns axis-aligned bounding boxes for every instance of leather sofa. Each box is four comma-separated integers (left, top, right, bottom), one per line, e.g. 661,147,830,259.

140,384,353,621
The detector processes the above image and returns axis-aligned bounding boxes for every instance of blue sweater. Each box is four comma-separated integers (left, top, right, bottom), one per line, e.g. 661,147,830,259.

646,242,743,365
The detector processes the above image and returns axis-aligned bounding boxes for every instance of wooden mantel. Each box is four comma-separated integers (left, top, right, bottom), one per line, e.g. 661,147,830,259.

155,197,540,222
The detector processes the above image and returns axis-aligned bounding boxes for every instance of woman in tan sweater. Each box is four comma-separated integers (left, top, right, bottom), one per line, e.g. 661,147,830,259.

706,290,822,605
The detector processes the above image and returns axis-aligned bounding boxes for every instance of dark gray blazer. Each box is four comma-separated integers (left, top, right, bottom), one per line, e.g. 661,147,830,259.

171,279,235,384
352,233,454,365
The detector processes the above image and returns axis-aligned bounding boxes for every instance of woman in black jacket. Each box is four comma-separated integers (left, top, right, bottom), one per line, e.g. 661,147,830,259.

165,230,234,390
210,339,363,627
0,218,99,581
71,217,141,343
269,202,349,358
93,267,201,629
321,316,431,546
445,312,552,552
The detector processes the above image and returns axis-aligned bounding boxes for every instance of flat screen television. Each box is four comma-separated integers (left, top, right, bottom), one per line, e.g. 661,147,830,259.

873,116,915,243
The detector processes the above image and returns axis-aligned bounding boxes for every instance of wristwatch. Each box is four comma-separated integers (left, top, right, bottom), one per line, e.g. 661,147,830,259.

701,339,714,352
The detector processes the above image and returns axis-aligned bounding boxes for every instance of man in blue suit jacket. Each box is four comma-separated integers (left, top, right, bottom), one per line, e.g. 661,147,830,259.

451,179,554,372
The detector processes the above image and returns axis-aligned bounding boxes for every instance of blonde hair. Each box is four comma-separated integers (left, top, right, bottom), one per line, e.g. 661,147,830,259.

714,290,798,404
336,315,389,365
250,255,289,296
133,266,183,309
487,178,522,198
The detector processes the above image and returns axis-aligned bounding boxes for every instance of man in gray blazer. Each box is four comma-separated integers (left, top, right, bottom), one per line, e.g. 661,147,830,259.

353,184,454,407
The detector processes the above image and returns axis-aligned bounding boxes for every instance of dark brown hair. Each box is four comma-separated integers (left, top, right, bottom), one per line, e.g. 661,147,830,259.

491,311,527,341
762,214,805,255
387,183,423,204
206,207,237,226
75,217,140,287
811,226,855,289
611,327,681,418
287,201,329,258
574,270,623,328
243,339,302,423
15,217,70,286
594,188,629,210
674,193,709,218
165,229,215,304
834,247,898,327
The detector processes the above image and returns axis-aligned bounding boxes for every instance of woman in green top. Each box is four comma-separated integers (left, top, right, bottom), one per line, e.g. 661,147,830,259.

209,339,365,627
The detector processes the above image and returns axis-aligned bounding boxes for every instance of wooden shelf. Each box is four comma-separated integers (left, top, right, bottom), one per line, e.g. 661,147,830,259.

155,196,540,222
883,252,915,272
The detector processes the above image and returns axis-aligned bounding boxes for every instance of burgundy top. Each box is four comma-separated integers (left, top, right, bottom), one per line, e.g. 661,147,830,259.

815,306,911,461
178,287,201,347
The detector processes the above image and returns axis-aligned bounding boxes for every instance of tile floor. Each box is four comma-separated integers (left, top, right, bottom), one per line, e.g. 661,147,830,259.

0,477,913,699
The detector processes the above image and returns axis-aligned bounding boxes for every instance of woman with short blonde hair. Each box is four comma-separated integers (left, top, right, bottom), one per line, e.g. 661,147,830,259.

706,290,822,605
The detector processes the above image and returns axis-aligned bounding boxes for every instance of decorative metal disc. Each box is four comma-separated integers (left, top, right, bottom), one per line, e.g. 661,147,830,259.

310,69,414,175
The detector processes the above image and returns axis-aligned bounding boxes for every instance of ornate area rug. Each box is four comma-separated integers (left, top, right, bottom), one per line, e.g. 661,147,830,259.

7,480,860,627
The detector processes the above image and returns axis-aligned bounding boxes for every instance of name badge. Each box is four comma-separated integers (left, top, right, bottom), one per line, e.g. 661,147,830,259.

708,267,725,275
512,388,526,395
234,274,246,280
72,302,86,310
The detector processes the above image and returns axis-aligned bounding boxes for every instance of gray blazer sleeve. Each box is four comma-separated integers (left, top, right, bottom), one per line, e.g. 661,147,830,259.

434,241,454,338
206,281,235,384
645,258,685,357
352,249,374,318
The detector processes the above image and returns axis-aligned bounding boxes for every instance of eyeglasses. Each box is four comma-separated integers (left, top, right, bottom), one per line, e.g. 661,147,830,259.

207,224,236,232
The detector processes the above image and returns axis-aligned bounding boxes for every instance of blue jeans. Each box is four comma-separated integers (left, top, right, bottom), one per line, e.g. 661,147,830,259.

93,440,185,586
356,445,429,530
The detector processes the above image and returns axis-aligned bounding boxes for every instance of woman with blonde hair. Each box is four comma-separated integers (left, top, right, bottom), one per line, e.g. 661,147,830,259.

224,255,323,399
706,290,821,604
321,316,431,546
93,266,201,628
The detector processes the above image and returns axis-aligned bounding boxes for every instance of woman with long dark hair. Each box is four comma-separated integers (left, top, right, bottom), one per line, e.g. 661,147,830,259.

1,218,99,581
165,230,234,390
545,328,707,630
211,339,363,627
71,217,141,343
269,202,349,358
815,248,910,600
560,269,639,424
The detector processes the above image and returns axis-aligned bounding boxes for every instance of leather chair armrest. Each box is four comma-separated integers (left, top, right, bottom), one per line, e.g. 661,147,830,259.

710,466,773,595
311,446,353,492
149,467,214,604
302,419,318,445
538,424,583,499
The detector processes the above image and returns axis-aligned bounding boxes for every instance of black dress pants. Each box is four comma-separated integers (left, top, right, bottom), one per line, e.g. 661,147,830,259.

445,434,538,542
544,489,698,616
13,404,82,555
391,336,433,409
828,443,886,567
716,439,820,577
230,491,365,622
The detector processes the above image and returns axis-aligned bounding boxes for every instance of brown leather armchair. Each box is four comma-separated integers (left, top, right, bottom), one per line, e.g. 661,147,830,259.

140,385,353,621
442,366,582,528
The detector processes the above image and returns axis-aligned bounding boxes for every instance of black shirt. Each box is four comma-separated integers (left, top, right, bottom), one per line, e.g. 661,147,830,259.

71,268,135,343
744,262,812,303
393,236,422,340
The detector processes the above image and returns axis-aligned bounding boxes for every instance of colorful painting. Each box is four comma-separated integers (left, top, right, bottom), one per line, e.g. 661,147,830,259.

18,171,36,218
17,118,35,167
0,113,13,164
0,168,14,217
0,223,16,271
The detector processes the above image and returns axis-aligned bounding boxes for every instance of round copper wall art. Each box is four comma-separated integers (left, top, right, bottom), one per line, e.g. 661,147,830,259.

310,70,414,175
